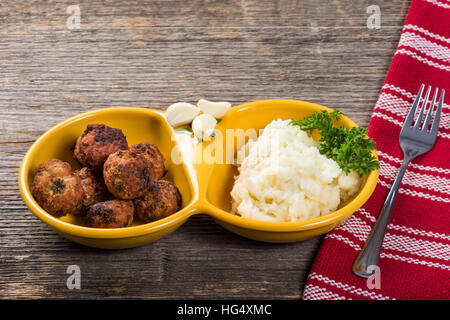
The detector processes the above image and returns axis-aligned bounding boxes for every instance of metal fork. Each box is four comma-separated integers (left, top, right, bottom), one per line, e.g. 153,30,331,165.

352,84,445,278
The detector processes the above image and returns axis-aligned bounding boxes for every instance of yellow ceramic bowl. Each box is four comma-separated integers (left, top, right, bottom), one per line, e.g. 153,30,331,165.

19,100,379,249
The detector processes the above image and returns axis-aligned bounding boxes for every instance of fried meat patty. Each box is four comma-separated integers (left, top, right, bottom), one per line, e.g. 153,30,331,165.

85,200,134,228
74,124,128,172
31,159,84,217
134,180,181,223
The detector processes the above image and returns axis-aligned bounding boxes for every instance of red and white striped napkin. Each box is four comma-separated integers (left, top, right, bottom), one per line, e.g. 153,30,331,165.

303,0,450,300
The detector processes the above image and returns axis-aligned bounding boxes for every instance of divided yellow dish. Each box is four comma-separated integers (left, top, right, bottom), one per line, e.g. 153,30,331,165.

19,100,379,249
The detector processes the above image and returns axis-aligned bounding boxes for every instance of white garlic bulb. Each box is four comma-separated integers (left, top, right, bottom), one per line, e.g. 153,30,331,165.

192,114,217,141
166,102,200,127
197,99,231,118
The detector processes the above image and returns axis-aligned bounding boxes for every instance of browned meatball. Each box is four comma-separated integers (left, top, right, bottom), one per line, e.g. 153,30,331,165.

74,124,128,172
75,167,110,210
134,180,182,223
85,200,134,228
129,143,166,180
31,159,84,217
103,149,152,199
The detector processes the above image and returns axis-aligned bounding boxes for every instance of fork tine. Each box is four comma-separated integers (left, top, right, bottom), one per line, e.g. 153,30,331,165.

404,84,425,128
414,86,431,129
430,89,445,136
422,88,438,131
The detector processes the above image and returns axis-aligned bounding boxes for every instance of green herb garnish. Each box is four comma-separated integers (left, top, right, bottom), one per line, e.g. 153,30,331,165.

175,128,194,136
291,109,379,175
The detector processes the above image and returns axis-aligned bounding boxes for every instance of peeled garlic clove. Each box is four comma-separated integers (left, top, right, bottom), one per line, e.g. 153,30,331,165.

166,102,200,127
192,114,217,141
197,99,231,118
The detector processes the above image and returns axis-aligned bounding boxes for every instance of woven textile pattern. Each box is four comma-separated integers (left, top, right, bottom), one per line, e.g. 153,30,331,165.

303,0,450,300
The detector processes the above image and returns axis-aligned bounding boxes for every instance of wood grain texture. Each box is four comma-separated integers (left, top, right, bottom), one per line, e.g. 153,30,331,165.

0,0,409,299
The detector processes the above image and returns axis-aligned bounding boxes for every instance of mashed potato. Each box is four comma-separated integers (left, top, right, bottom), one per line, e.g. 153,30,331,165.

231,119,361,222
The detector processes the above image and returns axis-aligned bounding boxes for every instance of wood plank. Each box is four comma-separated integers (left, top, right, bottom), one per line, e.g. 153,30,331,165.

0,0,407,299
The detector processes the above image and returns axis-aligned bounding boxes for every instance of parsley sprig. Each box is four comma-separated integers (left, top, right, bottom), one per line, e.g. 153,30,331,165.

291,110,379,175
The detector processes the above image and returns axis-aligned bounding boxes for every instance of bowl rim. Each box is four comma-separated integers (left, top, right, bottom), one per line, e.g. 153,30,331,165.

204,99,379,232
19,107,200,239
19,101,379,239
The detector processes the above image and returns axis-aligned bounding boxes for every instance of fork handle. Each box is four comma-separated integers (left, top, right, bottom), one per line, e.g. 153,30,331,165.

352,158,411,278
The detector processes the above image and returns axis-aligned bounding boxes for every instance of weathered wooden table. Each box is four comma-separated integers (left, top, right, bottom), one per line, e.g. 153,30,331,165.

0,0,409,299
